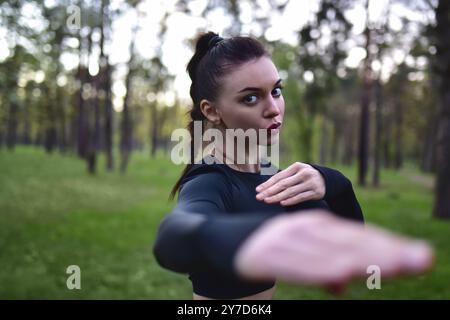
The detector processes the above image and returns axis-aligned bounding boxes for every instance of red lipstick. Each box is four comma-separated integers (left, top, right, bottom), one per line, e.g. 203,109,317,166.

267,122,281,130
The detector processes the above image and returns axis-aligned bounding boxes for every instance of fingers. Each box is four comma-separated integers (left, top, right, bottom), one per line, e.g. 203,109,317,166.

280,191,316,206
235,211,434,292
256,166,312,201
258,181,311,204
256,162,308,193
399,241,434,274
353,228,434,277
256,162,324,206
313,222,434,279
257,178,319,206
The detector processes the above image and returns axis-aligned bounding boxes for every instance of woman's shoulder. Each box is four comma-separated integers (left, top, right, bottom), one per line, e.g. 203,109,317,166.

180,156,234,190
178,157,235,210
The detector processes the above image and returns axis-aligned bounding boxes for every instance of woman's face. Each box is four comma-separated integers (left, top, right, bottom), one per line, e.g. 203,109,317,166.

215,56,285,145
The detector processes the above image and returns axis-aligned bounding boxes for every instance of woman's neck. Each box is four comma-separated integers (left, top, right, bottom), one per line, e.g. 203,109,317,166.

212,144,261,173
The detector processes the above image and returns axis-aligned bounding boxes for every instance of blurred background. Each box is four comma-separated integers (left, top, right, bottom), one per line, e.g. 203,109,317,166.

0,0,449,299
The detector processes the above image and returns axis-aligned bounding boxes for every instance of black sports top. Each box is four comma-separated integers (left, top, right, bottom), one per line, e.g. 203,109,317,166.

153,155,364,299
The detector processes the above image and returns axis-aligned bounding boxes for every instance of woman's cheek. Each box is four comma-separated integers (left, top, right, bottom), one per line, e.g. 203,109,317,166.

279,97,285,115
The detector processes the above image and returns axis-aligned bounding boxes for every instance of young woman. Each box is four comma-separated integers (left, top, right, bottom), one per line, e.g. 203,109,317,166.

153,32,433,300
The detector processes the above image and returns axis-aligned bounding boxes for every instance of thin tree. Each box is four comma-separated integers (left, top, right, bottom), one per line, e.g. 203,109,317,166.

357,0,373,186
99,0,114,171
120,7,139,173
432,0,450,219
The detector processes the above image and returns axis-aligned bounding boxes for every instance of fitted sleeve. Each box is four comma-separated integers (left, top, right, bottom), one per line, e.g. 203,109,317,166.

153,172,273,276
310,164,364,223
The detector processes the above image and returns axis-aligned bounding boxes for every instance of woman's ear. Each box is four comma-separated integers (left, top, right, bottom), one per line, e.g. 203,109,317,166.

200,99,222,125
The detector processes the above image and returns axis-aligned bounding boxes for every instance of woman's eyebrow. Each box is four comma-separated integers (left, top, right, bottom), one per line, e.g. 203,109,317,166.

237,79,282,93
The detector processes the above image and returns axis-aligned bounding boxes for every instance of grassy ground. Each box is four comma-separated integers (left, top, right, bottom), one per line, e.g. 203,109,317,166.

0,146,449,299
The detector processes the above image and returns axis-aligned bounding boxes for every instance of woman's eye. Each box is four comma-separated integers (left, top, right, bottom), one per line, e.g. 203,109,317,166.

272,86,283,97
243,95,258,104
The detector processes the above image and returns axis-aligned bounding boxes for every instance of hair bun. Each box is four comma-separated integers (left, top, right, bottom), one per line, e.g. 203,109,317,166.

208,35,224,49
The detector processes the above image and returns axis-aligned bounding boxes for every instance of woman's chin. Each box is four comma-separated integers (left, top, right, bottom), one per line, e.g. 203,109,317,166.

258,134,280,146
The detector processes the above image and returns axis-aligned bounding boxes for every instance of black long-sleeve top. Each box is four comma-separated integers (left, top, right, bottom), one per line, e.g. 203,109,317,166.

153,155,364,299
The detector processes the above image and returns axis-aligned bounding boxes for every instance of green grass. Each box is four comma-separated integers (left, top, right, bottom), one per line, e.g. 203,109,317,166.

0,146,449,299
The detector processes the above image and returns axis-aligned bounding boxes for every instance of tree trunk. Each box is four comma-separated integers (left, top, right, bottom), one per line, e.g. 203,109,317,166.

120,19,138,173
44,85,57,153
85,29,97,175
99,0,113,171
104,62,114,171
85,99,96,175
358,1,372,186
120,83,132,173
120,98,131,173
421,118,436,172
382,109,392,168
358,85,371,186
76,45,87,158
87,86,100,175
150,103,158,158
23,87,31,145
432,0,450,219
6,99,18,150
372,79,383,187
394,101,403,169
56,81,67,153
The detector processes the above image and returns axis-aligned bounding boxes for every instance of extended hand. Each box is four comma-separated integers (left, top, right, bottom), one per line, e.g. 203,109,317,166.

256,162,326,206
234,211,433,293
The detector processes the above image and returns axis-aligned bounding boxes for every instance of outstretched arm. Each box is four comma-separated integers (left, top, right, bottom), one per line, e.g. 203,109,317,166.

234,211,433,292
155,207,433,291
154,173,433,291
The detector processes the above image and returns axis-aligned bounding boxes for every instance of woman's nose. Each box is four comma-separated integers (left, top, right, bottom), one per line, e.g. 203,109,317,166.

264,96,281,118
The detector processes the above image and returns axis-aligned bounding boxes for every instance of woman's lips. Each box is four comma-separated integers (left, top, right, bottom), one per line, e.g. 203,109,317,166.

266,122,281,130
266,122,281,135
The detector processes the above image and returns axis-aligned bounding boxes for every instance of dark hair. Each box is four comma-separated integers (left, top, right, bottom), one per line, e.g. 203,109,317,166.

169,31,270,200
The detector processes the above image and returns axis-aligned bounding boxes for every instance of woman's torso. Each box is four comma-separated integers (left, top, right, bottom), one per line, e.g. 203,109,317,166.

182,156,330,299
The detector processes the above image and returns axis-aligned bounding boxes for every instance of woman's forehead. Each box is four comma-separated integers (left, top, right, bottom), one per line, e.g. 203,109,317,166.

222,57,280,93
